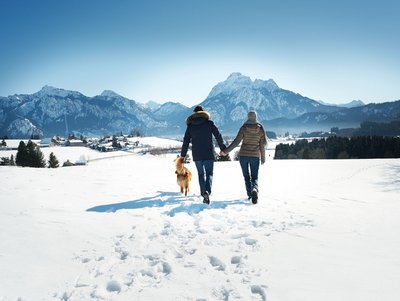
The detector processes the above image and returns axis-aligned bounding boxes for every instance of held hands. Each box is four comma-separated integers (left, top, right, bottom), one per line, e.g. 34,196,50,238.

220,150,266,165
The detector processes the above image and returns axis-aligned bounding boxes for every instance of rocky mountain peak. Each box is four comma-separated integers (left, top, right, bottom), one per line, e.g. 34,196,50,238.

100,90,123,98
253,78,279,92
34,85,81,98
208,73,280,98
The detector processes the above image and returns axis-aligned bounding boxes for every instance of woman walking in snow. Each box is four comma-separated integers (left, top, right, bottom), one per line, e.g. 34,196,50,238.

220,111,267,204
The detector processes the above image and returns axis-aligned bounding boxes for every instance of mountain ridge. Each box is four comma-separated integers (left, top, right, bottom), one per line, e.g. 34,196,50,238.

1,73,399,138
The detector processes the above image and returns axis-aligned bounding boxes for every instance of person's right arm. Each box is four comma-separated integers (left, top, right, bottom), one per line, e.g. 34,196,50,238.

223,127,244,155
180,128,191,157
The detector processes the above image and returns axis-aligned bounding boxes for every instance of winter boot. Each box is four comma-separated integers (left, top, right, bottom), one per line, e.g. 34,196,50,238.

203,191,210,205
251,189,258,204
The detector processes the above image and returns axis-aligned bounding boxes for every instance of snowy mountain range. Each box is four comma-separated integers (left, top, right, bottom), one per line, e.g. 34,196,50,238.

316,99,365,108
0,86,172,138
1,73,399,138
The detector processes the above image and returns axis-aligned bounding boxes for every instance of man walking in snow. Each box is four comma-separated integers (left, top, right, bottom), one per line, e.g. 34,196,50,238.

180,105,226,204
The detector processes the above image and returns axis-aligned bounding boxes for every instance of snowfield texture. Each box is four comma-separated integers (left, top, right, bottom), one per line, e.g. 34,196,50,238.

1,138,399,301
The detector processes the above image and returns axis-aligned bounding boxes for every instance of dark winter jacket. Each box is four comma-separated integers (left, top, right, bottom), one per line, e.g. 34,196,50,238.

180,110,226,161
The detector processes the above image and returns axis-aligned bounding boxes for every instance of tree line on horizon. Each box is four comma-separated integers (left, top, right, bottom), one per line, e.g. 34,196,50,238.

274,136,400,159
331,120,400,137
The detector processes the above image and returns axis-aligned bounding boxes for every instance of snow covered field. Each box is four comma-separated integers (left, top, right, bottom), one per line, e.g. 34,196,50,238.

1,138,399,301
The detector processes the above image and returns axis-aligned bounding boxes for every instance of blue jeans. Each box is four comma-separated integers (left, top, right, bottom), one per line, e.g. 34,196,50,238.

195,159,214,195
239,156,260,198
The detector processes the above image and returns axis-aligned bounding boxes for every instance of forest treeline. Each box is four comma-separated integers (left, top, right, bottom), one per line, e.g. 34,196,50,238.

274,136,400,159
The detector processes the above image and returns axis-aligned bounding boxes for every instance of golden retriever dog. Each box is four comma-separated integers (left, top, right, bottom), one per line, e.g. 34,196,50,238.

175,157,192,196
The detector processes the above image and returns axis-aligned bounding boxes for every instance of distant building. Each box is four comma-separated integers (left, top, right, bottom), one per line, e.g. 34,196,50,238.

65,139,85,147
51,136,67,146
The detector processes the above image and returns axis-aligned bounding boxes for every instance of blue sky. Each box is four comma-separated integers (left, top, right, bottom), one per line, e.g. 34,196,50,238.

1,0,399,106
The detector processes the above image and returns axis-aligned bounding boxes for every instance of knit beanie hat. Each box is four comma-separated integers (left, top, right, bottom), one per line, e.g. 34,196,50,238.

194,105,205,112
246,111,258,124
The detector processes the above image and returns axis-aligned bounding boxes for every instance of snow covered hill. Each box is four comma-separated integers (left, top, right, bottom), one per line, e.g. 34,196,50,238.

1,139,399,300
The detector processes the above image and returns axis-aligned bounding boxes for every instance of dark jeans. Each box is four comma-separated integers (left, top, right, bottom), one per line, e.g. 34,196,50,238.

195,159,214,195
239,156,260,198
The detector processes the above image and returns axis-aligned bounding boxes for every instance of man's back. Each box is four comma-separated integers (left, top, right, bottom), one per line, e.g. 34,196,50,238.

180,107,226,161
185,115,217,161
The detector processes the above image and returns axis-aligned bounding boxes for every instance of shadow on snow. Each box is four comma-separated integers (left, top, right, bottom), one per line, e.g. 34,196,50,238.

86,191,249,216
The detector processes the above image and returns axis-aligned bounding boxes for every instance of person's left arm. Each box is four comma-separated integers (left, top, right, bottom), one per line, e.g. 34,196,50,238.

211,122,227,151
259,125,267,164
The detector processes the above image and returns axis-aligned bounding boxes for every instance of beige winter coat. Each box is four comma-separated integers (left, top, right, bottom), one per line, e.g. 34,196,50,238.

224,123,267,163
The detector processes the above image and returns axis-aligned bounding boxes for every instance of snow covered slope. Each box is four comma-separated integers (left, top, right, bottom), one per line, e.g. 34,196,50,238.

1,145,399,300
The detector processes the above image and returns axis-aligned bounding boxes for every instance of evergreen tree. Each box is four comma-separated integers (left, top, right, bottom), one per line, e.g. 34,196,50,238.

26,140,36,166
1,139,6,147
302,147,310,159
48,152,59,168
338,151,350,159
112,135,122,149
16,141,29,166
26,140,45,168
311,148,326,159
34,148,46,168
10,154,15,166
